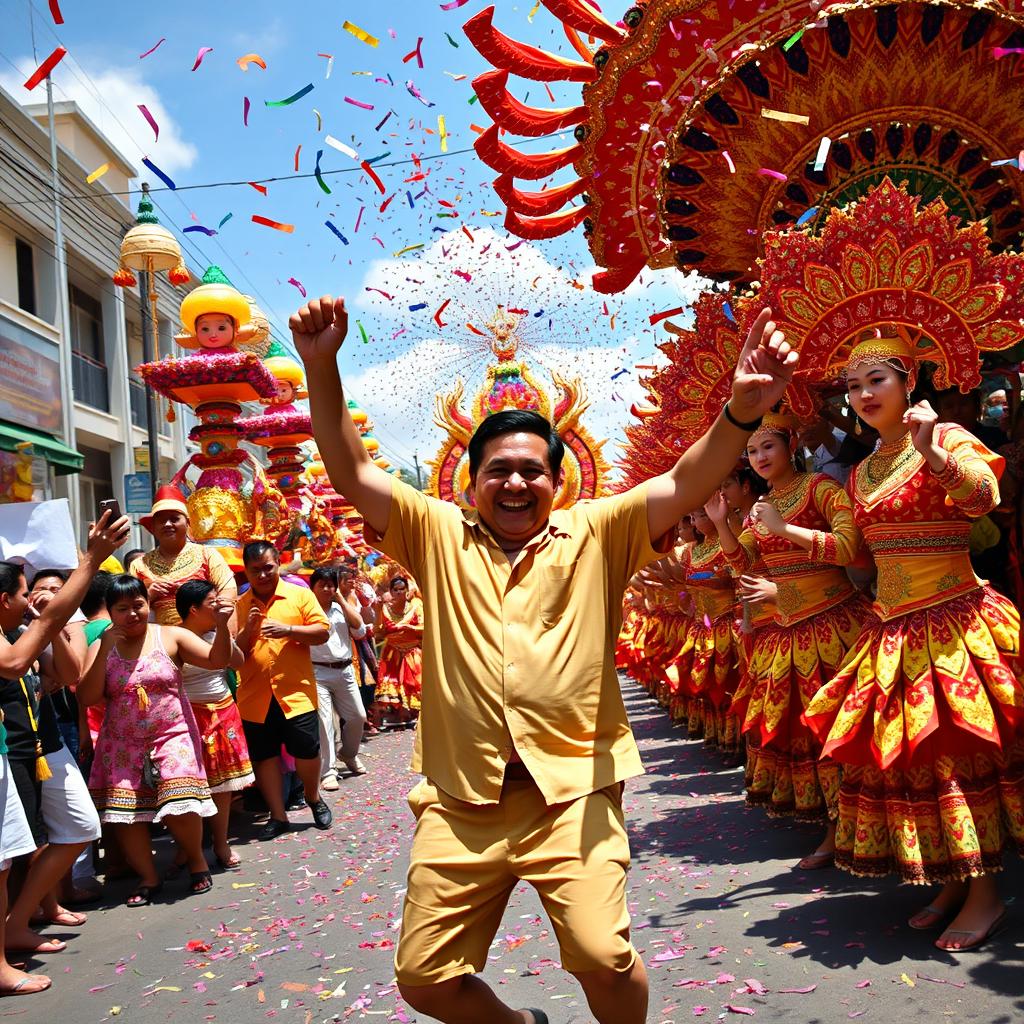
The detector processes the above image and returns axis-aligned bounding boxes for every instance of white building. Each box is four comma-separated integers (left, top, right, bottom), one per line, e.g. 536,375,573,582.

0,83,193,550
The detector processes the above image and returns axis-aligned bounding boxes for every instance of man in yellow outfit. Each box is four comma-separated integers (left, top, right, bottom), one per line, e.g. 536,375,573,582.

291,295,795,1024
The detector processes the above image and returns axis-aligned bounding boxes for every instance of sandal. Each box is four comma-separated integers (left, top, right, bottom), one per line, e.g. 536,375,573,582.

522,1011,549,1024
795,850,834,871
5,937,66,954
30,908,87,928
215,852,241,870
126,884,162,908
909,904,950,931
935,910,1007,952
189,871,213,895
0,974,52,996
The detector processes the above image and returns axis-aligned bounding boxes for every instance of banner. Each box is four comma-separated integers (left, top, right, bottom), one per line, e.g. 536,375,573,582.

0,316,62,435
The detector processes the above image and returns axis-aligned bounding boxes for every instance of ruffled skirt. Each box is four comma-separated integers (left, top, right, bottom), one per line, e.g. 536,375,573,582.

190,696,256,794
805,586,1024,882
732,594,870,820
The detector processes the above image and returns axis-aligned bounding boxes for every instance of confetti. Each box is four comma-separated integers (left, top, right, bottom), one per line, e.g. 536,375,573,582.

137,103,159,141
757,167,788,181
288,278,307,297
191,46,214,71
796,206,819,227
48,0,63,24
23,47,67,90
649,306,686,326
403,37,425,68
761,107,810,125
438,114,448,152
434,298,451,327
343,20,379,47
183,225,218,236
361,160,386,194
813,136,832,171
394,243,425,257
993,46,1024,58
314,150,331,194
237,53,267,71
356,320,370,344
406,80,436,107
318,51,334,78
251,215,294,233
138,38,166,59
345,96,375,110
265,83,314,107
440,0,472,8
86,162,110,184
313,108,323,131
141,157,176,190
325,135,359,160
324,220,349,245
783,27,805,51
722,150,735,173
243,96,250,126
218,212,234,228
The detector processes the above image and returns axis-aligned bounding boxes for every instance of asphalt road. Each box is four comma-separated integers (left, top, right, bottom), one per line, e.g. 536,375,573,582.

21,677,1023,1023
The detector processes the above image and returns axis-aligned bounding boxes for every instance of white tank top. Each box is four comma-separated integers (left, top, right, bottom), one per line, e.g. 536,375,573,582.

179,630,231,703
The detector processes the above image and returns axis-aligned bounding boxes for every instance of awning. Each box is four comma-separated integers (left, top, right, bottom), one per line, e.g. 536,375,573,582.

0,422,84,475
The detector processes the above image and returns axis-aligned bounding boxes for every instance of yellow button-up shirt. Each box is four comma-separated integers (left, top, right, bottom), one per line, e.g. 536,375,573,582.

236,581,329,722
367,478,666,805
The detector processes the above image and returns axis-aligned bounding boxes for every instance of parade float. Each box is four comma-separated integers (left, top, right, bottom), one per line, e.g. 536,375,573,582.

125,260,290,569
466,0,1024,291
429,304,610,508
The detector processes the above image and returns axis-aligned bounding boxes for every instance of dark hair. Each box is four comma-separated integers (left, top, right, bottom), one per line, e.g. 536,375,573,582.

105,574,148,607
176,579,215,622
29,568,67,589
242,540,280,566
389,575,409,591
310,567,338,589
0,562,24,598
466,410,564,480
123,548,145,567
81,570,114,617
725,465,769,498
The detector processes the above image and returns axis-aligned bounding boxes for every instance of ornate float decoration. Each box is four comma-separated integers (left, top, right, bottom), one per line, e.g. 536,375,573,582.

745,176,1024,415
616,291,744,483
135,267,289,568
303,448,365,562
430,304,609,508
466,0,1024,291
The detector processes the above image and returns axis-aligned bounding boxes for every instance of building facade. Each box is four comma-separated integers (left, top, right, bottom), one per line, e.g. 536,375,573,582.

0,84,194,550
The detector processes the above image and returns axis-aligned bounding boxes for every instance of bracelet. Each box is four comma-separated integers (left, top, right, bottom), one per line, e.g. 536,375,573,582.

723,401,764,432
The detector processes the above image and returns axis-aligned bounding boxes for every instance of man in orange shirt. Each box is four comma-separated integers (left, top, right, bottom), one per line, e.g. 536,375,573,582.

292,294,796,1024
236,541,332,837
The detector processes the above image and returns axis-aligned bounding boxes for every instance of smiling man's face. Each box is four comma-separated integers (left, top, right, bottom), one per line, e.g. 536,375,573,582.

470,432,560,549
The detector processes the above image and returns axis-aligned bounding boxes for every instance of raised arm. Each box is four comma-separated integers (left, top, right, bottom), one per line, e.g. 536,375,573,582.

170,602,236,671
646,308,798,542
704,491,756,571
291,296,393,536
0,511,129,679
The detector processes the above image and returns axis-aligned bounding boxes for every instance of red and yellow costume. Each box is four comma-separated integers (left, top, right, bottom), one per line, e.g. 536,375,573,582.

805,423,1024,882
375,597,425,714
666,536,742,753
727,468,869,819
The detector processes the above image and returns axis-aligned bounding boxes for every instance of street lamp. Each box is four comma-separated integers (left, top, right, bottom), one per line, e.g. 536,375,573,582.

113,183,190,499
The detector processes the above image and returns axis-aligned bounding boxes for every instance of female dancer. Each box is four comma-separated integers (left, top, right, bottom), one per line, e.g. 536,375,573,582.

706,413,869,867
665,507,742,754
805,336,1024,950
373,576,424,727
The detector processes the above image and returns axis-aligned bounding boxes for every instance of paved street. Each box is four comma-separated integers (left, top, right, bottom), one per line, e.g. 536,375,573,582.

25,677,1023,1023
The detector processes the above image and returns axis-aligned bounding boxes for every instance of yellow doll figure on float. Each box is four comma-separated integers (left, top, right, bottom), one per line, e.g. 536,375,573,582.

175,265,258,355
260,355,308,413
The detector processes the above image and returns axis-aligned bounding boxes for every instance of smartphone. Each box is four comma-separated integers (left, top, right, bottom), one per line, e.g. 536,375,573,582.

98,498,122,521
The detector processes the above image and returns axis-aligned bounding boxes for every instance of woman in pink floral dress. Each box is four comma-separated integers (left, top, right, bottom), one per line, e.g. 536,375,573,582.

79,576,236,906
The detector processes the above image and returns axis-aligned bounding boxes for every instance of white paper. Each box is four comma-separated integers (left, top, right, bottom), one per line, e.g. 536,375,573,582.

0,498,78,575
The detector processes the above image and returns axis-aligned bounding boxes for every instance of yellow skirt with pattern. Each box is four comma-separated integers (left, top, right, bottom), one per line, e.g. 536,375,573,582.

731,594,871,820
805,586,1024,882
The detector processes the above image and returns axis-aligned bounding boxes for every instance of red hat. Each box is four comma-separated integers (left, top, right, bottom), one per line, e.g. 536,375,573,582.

140,485,189,534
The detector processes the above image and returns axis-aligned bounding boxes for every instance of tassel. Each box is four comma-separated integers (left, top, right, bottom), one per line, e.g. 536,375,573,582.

35,744,52,782
137,685,150,711
166,402,176,423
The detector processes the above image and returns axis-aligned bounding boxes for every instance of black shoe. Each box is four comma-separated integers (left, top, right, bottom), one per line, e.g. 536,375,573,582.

286,797,306,811
258,818,291,840
308,799,333,830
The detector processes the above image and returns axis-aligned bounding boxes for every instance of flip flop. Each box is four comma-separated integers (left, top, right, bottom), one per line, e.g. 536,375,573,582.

215,852,241,871
795,850,834,871
935,910,1007,952
0,974,52,996
189,871,213,895
908,905,949,931
5,937,66,954
126,884,162,908
30,909,87,928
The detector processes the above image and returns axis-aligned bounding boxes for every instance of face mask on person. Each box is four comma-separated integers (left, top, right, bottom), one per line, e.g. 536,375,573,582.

988,405,1006,420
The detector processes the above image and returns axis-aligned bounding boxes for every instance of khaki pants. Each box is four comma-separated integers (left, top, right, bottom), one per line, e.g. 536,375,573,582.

395,776,635,987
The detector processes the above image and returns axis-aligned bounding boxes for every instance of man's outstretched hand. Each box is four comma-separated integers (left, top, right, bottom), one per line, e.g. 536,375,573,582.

730,307,799,422
290,296,349,365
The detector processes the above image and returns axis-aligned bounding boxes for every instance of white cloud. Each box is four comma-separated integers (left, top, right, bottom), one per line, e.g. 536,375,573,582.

341,228,711,480
0,57,197,176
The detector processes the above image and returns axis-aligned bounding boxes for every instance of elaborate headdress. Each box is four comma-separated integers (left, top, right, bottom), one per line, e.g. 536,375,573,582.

845,334,920,389
176,266,258,350
262,355,309,401
750,410,801,445
747,178,1024,417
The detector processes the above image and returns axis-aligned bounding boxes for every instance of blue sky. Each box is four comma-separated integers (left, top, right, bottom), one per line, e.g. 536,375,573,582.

1,1,708,476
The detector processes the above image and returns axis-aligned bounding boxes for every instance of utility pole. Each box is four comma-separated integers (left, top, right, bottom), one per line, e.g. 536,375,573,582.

136,183,161,499
413,453,423,490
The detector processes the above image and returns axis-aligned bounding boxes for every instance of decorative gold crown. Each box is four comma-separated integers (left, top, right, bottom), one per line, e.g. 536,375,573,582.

750,410,801,443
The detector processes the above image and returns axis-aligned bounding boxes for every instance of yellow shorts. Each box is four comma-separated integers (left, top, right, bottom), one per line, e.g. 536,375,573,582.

395,776,635,987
